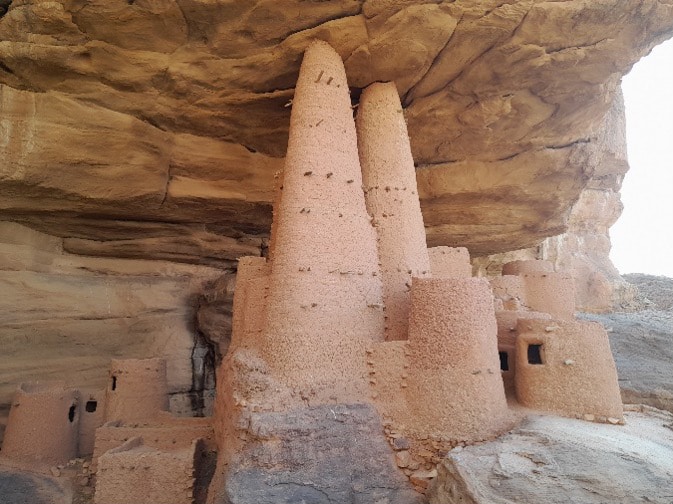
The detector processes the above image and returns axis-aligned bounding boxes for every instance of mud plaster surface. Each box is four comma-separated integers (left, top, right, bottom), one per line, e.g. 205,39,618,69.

358,82,431,342
515,318,623,420
405,278,513,440
105,358,169,423
261,41,384,401
2,382,79,465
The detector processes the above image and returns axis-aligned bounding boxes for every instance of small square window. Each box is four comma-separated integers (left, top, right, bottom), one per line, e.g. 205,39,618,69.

527,344,543,365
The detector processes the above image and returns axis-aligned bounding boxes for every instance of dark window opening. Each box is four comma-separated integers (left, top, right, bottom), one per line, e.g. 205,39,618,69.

499,351,509,371
68,404,76,423
527,344,543,365
111,375,117,391
85,400,98,413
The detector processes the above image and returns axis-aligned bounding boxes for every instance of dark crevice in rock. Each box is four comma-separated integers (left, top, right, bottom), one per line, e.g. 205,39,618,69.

192,273,236,415
276,9,365,45
189,327,218,417
545,38,609,55
545,138,591,150
0,62,15,75
0,0,11,18
160,164,172,207
403,12,464,107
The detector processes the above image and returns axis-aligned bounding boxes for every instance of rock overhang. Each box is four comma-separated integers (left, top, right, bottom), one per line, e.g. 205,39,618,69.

1,0,672,258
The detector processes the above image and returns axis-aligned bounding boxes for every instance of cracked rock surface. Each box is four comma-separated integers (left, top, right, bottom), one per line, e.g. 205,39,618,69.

428,409,673,504
1,0,673,255
211,403,425,504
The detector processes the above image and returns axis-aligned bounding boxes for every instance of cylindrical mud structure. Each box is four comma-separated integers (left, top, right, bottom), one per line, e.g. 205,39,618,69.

500,260,576,319
267,170,285,262
105,358,169,423
515,318,623,420
2,381,79,463
230,257,270,349
428,246,472,279
521,271,576,320
406,278,512,441
262,41,384,400
357,82,431,342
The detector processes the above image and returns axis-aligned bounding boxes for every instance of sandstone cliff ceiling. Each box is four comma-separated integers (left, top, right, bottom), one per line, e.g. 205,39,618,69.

1,0,672,260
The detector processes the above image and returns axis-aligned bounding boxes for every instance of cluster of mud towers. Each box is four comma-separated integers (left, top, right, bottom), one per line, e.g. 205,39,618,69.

0,42,624,502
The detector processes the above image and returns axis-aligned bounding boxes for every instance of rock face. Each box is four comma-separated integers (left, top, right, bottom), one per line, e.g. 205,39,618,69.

428,409,673,504
624,273,673,311
0,222,228,443
472,90,633,312
210,404,424,504
1,0,673,257
0,466,70,504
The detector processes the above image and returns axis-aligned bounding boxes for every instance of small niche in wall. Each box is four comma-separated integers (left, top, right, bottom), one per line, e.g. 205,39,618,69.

68,404,76,423
527,344,544,365
111,376,117,391
85,400,98,413
499,351,509,371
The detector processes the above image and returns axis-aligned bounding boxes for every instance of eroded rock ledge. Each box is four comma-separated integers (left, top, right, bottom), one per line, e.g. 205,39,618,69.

1,0,673,257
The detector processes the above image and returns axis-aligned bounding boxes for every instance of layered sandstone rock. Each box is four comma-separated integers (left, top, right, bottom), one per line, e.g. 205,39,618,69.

1,1,672,258
0,222,227,442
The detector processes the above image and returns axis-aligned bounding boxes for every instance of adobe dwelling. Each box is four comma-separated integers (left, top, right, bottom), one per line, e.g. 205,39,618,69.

0,40,624,502
491,259,623,421
2,382,81,464
105,358,170,423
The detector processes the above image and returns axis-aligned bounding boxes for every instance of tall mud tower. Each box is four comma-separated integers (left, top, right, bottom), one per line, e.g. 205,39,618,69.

262,41,384,400
357,83,431,341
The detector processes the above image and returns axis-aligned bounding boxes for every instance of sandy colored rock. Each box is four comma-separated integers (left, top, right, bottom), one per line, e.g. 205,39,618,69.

0,1,672,260
0,223,223,442
472,91,635,312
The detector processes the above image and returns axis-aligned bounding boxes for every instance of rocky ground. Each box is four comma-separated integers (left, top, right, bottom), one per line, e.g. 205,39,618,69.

428,407,673,504
0,470,69,504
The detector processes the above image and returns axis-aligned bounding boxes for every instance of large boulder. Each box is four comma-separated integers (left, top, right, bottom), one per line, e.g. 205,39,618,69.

210,403,425,504
428,409,673,504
